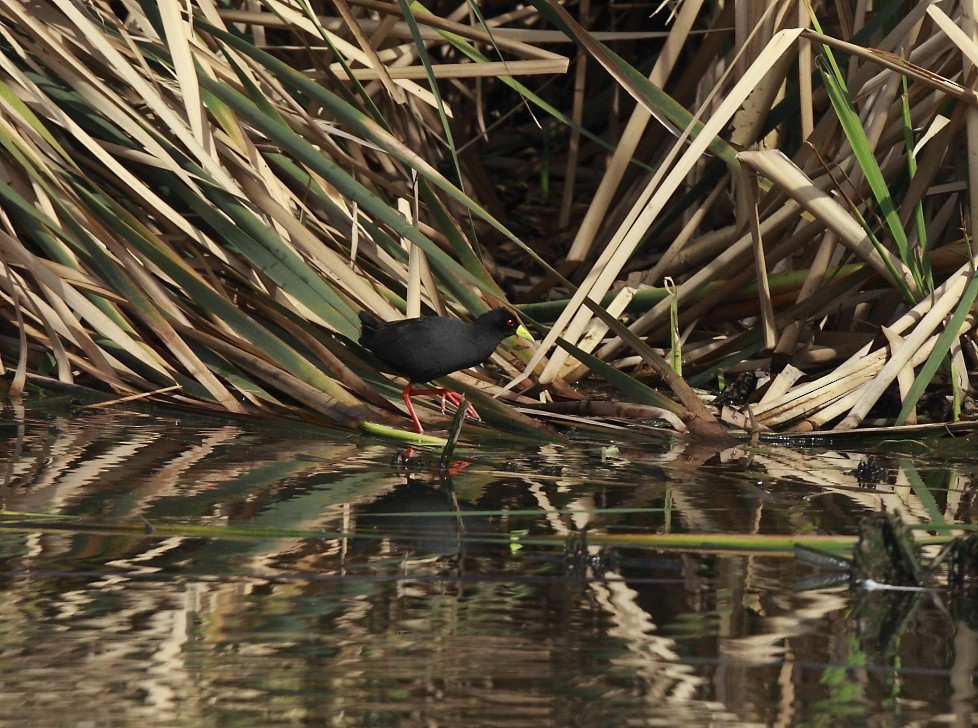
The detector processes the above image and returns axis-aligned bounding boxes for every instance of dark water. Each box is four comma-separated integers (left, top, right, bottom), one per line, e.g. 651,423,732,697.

0,398,976,726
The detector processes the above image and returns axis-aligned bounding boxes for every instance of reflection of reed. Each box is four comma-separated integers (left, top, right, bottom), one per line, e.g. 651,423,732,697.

740,445,962,526
523,449,706,716
0,408,970,724
0,408,366,519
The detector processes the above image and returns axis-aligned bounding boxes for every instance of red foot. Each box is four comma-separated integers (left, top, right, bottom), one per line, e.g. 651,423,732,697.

401,383,481,433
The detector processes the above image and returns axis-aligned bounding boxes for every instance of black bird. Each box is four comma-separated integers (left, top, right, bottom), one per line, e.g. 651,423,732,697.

359,308,532,433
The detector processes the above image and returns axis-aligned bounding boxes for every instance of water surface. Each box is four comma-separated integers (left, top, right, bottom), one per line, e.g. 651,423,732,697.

0,398,975,725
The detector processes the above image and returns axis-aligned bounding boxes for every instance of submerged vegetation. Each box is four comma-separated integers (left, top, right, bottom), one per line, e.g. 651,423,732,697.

0,0,976,438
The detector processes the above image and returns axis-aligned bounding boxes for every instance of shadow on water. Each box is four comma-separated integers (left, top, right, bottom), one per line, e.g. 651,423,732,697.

0,398,977,725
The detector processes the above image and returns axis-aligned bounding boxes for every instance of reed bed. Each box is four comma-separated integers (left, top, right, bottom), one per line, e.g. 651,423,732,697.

0,0,973,437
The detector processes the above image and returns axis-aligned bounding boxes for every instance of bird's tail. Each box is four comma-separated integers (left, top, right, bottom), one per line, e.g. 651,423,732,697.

358,310,382,344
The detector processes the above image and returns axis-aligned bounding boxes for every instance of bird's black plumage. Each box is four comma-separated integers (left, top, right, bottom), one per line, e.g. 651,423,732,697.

358,308,527,433
358,308,522,383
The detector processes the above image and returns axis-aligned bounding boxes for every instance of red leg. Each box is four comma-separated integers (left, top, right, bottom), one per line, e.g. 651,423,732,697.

405,385,482,428
401,383,425,433
412,386,481,420
439,390,480,421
